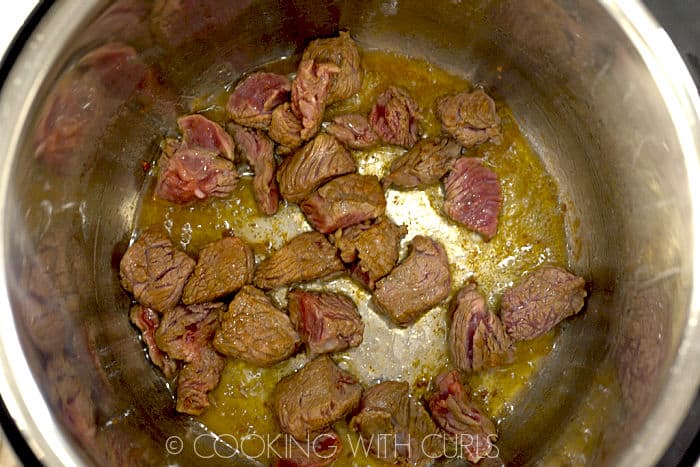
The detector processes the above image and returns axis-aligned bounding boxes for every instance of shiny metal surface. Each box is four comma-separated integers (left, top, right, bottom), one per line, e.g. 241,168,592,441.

0,0,699,466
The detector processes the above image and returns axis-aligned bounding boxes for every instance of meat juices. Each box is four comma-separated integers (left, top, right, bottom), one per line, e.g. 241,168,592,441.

277,133,357,203
227,71,291,129
443,157,502,240
369,86,421,148
449,283,512,373
155,302,223,362
120,226,195,312
437,89,501,147
383,136,462,189
177,114,235,161
300,174,386,234
426,370,497,463
271,431,343,467
373,235,451,325
501,266,587,341
129,305,177,379
287,290,364,355
214,286,300,366
291,60,340,141
325,114,379,150
253,231,344,289
274,355,362,440
176,344,225,416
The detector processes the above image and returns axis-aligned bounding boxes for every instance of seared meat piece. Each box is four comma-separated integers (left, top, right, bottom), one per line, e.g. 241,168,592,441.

253,231,344,289
269,103,303,151
373,236,451,325
288,290,364,355
335,217,407,289
155,302,223,362
230,124,279,215
129,305,178,379
443,157,502,240
384,136,462,188
182,236,254,304
301,31,362,104
227,71,291,129
274,355,362,440
119,226,195,312
154,139,237,204
369,86,420,148
213,286,300,366
301,174,386,234
501,266,587,341
426,370,497,463
291,60,340,141
177,114,235,161
176,344,225,416
350,381,442,464
272,431,342,467
449,283,512,372
325,114,379,150
437,89,500,147
278,133,356,203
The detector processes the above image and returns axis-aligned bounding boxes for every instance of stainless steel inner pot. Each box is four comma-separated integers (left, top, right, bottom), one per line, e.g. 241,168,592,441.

1,0,699,465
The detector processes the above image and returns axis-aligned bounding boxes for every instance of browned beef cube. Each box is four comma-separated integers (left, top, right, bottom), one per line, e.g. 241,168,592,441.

278,133,356,203
287,290,364,355
383,136,462,188
301,174,386,234
449,283,512,373
326,114,379,150
230,123,279,215
155,302,223,362
334,217,407,289
176,344,225,416
301,31,362,104
426,370,497,463
227,71,291,129
436,89,500,147
274,355,362,440
369,86,420,148
443,157,502,241
177,114,234,161
129,304,178,379
291,60,340,141
269,102,303,152
501,266,587,341
253,231,344,289
119,226,195,312
213,286,300,366
182,236,254,304
373,236,451,325
350,381,442,464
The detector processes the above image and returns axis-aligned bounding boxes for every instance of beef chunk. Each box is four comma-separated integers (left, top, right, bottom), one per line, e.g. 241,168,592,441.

335,217,407,289
269,102,304,151
154,139,237,204
373,236,451,325
291,60,340,141
227,71,291,129
449,283,512,373
182,236,254,304
443,157,502,240
350,381,442,464
437,89,500,148
230,124,279,215
369,86,420,148
325,114,379,150
288,290,364,355
384,136,462,188
130,305,178,378
272,431,342,467
155,302,223,362
500,266,587,341
301,31,362,104
253,231,344,289
274,355,362,440
278,133,356,203
426,370,497,463
301,174,386,234
177,114,234,161
119,226,195,312
176,344,225,415
213,286,300,366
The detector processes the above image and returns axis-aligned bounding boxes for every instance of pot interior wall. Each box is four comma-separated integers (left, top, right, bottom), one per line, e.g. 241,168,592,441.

2,0,692,465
